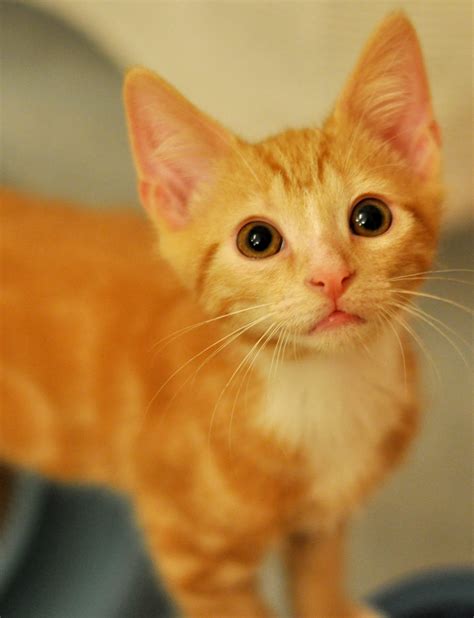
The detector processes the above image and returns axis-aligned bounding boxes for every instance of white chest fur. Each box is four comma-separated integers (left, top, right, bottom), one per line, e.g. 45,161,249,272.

256,331,408,512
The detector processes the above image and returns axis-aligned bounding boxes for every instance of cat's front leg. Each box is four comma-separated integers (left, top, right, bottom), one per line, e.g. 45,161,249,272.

136,499,275,618
286,524,383,618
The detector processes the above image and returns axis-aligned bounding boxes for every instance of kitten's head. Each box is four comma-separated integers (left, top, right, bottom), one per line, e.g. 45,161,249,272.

124,12,443,353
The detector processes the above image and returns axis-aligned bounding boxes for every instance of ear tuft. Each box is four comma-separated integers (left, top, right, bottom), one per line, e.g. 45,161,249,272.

124,68,234,228
335,12,441,178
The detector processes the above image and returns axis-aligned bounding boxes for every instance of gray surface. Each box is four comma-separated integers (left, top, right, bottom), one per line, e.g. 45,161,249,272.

0,1,137,206
0,2,472,616
0,481,174,618
0,472,46,597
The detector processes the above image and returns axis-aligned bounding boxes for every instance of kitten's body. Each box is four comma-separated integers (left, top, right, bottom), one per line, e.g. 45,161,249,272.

1,14,442,618
0,189,417,616
1,187,416,506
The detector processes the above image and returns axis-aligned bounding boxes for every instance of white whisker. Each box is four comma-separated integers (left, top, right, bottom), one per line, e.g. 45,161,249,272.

390,311,441,384
150,302,274,355
228,321,281,453
389,275,473,286
392,289,474,315
378,306,408,389
145,312,274,420
390,268,474,280
208,321,279,448
389,301,471,369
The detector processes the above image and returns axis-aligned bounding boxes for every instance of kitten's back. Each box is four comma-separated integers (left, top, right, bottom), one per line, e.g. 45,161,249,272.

0,188,188,483
1,187,155,279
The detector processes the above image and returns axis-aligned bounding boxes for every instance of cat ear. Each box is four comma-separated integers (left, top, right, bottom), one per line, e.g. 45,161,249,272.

334,12,441,178
124,68,234,228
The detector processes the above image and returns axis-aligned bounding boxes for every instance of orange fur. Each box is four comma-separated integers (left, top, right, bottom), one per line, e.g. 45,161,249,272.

0,13,443,618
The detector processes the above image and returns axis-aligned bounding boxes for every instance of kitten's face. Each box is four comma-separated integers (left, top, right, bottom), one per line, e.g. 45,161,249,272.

124,12,443,354
160,126,441,353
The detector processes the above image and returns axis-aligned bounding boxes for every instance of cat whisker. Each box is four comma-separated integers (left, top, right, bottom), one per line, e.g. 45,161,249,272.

161,313,275,423
270,328,284,386
390,268,474,280
391,289,474,315
286,315,305,362
389,275,473,286
388,300,472,369
284,316,300,362
263,325,292,428
292,332,299,362
145,312,275,421
378,306,408,389
262,320,293,416
391,299,473,351
389,308,442,384
360,340,373,359
228,321,281,454
279,325,293,371
208,320,279,449
268,323,286,385
149,302,274,355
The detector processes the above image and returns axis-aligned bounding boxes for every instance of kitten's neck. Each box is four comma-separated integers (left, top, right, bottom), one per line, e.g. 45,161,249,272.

253,327,408,451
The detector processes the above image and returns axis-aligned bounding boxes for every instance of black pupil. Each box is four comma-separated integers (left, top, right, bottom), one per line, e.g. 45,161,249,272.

354,202,385,231
247,225,273,252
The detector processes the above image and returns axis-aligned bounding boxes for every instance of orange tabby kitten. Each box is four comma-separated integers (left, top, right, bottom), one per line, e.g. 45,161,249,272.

0,13,443,618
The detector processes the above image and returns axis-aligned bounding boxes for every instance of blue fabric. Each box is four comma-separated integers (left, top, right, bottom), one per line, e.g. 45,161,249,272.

1,475,473,617
370,567,474,618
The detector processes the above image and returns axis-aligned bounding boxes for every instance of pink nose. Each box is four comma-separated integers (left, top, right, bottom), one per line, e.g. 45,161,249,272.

308,268,354,301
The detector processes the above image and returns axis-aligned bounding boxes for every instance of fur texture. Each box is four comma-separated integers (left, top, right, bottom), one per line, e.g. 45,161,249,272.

0,13,443,618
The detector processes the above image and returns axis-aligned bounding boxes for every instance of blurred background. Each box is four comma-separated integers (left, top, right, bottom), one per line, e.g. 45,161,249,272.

0,1,472,617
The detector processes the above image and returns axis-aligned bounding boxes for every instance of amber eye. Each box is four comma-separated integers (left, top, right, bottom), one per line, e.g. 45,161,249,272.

236,221,283,258
350,197,392,237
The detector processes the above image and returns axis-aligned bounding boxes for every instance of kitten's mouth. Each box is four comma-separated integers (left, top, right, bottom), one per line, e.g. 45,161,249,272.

309,310,364,334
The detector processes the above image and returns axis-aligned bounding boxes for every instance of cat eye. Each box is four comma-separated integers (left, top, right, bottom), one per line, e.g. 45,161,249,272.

349,197,392,237
236,221,283,259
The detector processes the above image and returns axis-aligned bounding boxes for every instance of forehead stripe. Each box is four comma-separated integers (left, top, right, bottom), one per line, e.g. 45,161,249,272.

195,242,219,298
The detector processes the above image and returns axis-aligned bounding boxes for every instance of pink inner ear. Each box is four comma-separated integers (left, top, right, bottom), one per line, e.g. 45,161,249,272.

125,69,232,228
139,177,192,229
132,112,205,227
337,13,441,178
404,116,442,178
380,48,441,177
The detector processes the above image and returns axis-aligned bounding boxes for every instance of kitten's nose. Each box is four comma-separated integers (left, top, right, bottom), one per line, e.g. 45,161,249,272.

308,268,354,301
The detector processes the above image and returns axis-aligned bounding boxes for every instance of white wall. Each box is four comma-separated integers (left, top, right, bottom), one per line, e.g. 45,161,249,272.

29,0,473,229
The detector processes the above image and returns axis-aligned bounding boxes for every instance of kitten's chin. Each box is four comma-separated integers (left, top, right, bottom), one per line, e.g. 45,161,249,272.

296,317,372,354
309,310,364,334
